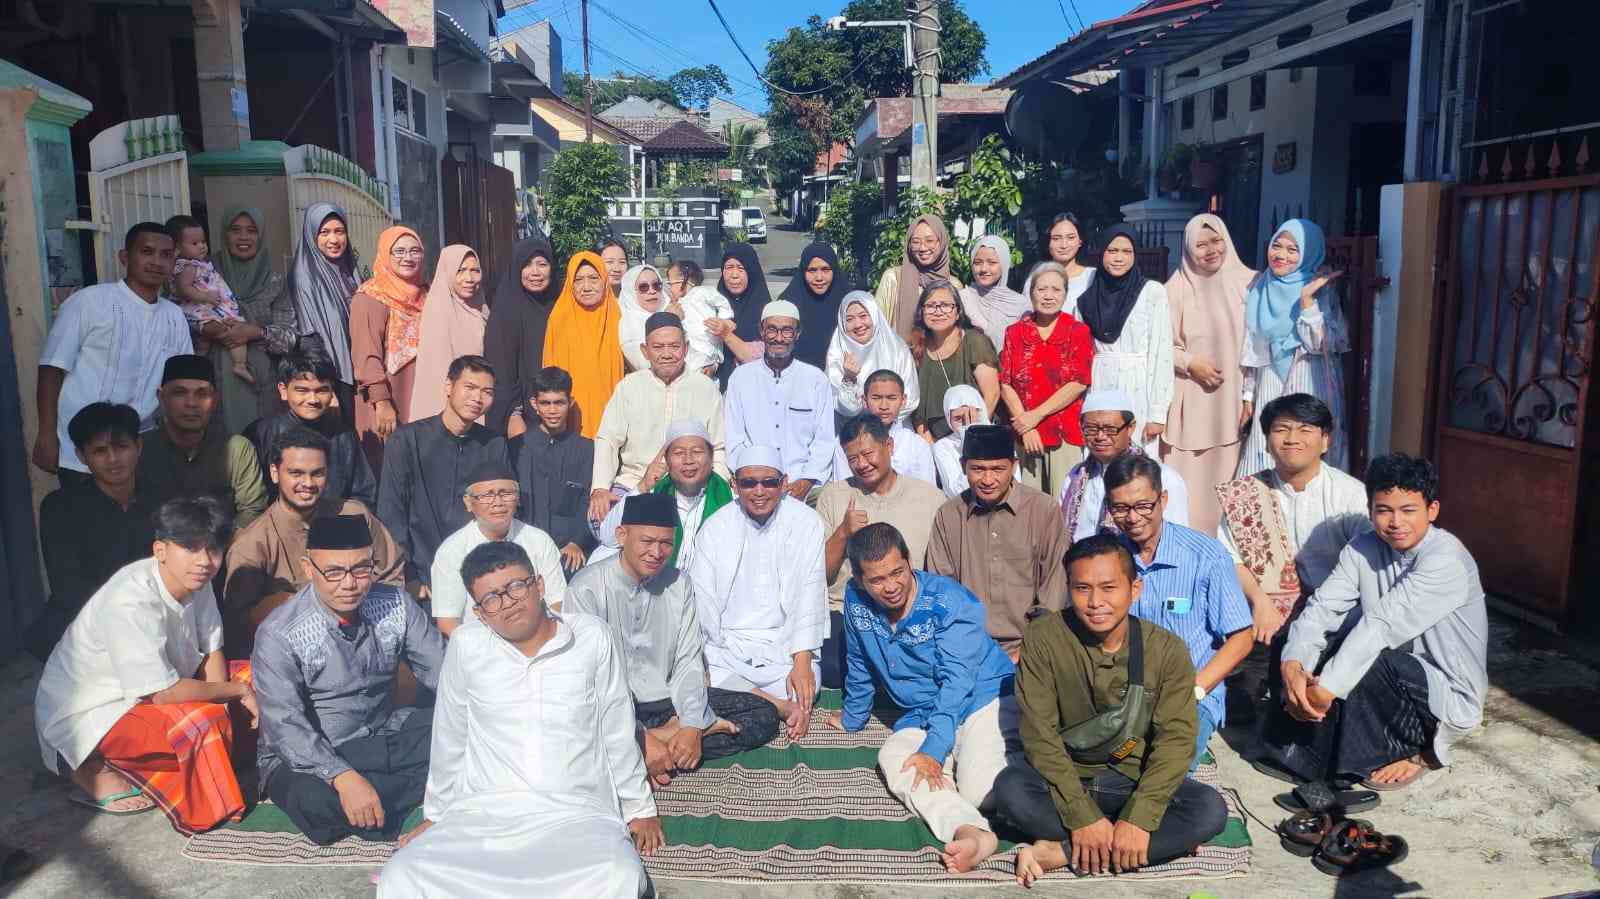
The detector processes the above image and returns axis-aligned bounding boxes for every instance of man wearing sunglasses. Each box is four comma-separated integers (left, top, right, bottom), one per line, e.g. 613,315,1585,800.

379,541,661,897
1060,389,1189,542
723,300,836,502
429,459,567,636
252,514,446,845
687,444,829,741
1105,454,1253,770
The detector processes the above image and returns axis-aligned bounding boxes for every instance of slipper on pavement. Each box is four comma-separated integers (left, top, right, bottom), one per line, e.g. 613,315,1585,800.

1274,784,1381,815
1250,757,1307,786
70,788,155,816
1360,760,1429,791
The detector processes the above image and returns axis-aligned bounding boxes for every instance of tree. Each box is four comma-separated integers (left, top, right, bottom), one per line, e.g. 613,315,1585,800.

541,142,631,272
761,0,989,197
669,65,733,111
722,121,768,188
562,71,679,111
760,118,823,197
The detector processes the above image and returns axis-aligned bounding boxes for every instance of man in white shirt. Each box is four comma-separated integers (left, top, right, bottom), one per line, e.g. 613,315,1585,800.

33,222,193,482
723,300,836,501
1218,393,1371,635
589,420,735,570
688,444,828,739
830,369,937,485
430,460,568,634
1060,388,1189,541
589,312,726,524
34,496,255,832
381,541,661,898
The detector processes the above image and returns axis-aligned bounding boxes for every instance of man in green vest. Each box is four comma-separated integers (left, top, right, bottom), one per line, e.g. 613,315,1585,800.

137,354,267,530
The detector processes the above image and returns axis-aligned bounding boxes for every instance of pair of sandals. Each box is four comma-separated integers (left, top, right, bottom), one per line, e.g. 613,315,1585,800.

1278,812,1409,875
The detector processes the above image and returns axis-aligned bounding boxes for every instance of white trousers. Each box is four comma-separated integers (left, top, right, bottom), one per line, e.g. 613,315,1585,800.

877,695,1019,842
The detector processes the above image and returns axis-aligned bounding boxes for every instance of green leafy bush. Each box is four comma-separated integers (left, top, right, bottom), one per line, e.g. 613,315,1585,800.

542,143,631,272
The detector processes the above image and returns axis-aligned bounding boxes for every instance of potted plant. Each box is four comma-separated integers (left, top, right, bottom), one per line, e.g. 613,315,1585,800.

1159,143,1196,193
1189,144,1223,192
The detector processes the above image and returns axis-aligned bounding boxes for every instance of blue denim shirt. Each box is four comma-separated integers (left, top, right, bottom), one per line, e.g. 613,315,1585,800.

841,571,1014,760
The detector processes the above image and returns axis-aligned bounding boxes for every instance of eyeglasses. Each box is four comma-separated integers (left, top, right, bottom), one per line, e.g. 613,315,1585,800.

762,325,799,339
389,247,424,259
1108,501,1159,519
468,488,519,504
736,476,783,490
636,280,663,294
474,575,540,614
923,302,958,315
1081,422,1132,438
306,556,377,583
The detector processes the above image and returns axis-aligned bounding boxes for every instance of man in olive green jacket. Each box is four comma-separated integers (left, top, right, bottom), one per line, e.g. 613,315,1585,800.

992,534,1226,885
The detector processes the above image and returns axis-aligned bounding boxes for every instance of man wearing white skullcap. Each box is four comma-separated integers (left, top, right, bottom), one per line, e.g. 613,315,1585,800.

588,419,735,570
687,443,829,740
1060,388,1191,541
723,300,836,501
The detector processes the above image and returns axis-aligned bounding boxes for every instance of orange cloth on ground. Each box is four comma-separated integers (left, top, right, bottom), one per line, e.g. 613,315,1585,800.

98,701,245,835
357,226,427,374
542,251,624,437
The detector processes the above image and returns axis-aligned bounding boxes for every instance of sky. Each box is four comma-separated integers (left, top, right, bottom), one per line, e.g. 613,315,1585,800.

497,0,1139,112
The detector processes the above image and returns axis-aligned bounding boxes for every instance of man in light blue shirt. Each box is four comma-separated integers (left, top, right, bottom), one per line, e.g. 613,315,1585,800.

1106,454,1254,770
723,300,836,500
824,522,1015,875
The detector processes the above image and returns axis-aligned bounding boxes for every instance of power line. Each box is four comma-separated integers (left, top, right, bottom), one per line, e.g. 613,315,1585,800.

704,0,877,99
588,0,768,99
1054,0,1076,32
1065,0,1089,33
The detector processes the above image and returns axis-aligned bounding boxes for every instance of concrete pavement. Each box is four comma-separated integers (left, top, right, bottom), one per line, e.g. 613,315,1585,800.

2,614,1596,897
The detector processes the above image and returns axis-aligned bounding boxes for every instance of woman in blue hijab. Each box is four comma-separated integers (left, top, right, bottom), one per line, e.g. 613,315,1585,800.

1237,218,1350,473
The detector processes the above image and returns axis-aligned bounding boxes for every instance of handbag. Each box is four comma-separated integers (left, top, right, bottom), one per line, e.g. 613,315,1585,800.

1059,615,1155,765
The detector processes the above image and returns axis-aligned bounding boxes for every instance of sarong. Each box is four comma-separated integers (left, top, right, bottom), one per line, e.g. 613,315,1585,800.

98,701,246,835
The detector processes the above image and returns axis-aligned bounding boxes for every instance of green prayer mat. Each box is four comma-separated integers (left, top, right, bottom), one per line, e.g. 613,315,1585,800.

184,691,1252,883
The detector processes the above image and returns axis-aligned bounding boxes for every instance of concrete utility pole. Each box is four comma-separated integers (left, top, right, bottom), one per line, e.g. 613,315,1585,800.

910,0,940,189
582,0,593,142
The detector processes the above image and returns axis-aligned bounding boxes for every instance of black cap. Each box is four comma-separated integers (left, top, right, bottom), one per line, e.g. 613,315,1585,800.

960,424,1016,461
620,492,680,529
307,514,373,550
162,354,216,385
644,311,684,336
464,459,518,487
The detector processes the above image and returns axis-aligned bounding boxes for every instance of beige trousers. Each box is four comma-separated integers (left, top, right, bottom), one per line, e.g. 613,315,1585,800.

877,696,1020,841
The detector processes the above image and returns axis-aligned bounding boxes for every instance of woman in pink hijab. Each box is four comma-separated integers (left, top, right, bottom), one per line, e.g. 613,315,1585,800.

1159,213,1257,534
409,244,488,420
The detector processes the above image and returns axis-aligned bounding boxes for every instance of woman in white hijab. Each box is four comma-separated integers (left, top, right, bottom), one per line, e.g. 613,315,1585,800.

960,234,1031,350
616,263,672,372
931,383,1019,497
825,290,920,420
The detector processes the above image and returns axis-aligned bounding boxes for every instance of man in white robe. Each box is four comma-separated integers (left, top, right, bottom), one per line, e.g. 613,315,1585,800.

1060,388,1190,540
722,301,836,500
380,541,661,898
688,444,828,739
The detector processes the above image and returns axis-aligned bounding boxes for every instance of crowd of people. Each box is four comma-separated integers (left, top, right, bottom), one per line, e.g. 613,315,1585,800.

25,204,1488,894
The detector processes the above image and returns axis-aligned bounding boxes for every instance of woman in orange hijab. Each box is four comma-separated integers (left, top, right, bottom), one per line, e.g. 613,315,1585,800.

542,250,623,438
351,225,427,471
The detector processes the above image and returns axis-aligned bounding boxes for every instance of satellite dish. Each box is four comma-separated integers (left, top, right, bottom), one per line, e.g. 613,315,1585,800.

1005,81,1089,164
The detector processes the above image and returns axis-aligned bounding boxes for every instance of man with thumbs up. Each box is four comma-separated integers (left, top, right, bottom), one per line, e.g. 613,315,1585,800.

814,413,948,687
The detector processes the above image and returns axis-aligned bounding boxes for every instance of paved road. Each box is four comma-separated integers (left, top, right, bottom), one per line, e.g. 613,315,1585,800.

750,215,814,295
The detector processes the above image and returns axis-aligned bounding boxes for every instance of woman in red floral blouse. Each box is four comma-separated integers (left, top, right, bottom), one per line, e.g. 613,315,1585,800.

999,261,1094,497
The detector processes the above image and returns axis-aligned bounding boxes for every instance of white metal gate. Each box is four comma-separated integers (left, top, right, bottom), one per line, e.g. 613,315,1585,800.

82,115,189,282
284,145,393,280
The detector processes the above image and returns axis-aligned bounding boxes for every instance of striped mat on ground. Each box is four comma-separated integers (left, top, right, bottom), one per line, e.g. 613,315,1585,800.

184,691,1252,883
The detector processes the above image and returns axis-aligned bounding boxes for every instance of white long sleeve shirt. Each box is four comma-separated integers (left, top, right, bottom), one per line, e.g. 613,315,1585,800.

428,519,568,621
1283,527,1488,764
592,369,726,492
1218,464,1371,590
687,497,829,694
1068,279,1174,449
723,359,836,484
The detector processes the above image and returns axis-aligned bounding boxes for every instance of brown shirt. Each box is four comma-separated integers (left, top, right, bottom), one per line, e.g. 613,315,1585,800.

924,483,1071,653
815,473,948,607
1015,614,1197,832
222,498,404,656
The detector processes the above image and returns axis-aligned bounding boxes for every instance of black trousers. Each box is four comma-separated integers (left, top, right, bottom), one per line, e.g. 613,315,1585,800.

635,688,780,759
991,762,1228,866
265,706,433,846
1259,647,1437,784
819,610,846,690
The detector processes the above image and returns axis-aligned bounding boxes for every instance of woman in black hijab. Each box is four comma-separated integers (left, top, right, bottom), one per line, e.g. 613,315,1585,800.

779,241,854,368
1073,224,1175,452
484,237,562,432
711,241,772,386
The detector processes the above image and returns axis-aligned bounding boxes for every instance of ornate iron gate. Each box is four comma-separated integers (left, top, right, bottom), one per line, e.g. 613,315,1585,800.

1433,173,1599,620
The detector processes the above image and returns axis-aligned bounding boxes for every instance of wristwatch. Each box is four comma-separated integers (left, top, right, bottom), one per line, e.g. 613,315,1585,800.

1193,683,1207,701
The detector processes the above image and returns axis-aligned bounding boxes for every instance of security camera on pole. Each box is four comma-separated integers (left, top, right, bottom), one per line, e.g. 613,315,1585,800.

826,2,940,189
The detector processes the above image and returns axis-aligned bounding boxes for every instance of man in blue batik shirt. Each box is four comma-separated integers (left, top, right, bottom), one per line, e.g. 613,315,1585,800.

823,523,1016,876
1104,454,1255,770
